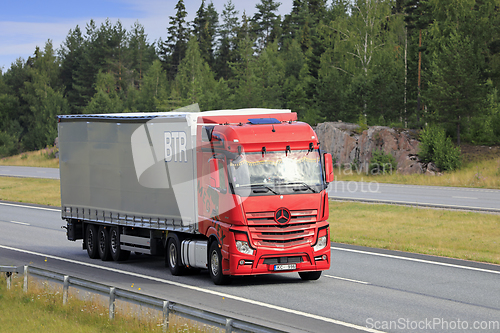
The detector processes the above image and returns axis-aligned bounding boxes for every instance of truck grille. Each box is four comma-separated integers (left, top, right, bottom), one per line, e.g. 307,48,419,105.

246,210,317,248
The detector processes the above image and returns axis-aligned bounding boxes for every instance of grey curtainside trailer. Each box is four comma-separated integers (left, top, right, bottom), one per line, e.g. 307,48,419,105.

58,112,201,256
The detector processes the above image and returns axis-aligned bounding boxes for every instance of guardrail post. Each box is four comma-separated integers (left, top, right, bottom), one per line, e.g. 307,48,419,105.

109,287,116,320
6,272,12,290
23,265,28,293
62,276,69,305
162,301,170,333
225,318,234,333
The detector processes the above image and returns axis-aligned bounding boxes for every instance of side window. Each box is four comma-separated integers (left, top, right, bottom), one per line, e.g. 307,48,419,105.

218,159,227,192
209,157,227,193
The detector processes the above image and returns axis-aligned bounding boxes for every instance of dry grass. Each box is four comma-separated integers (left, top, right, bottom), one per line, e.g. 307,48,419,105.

329,201,500,264
0,275,210,332
336,157,500,189
0,147,59,168
0,177,60,206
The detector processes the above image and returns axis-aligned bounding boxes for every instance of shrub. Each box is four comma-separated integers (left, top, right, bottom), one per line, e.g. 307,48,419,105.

419,125,461,171
369,149,397,175
355,114,368,134
0,131,18,158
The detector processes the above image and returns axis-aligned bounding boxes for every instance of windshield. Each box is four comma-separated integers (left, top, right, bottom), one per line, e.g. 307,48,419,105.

228,150,323,196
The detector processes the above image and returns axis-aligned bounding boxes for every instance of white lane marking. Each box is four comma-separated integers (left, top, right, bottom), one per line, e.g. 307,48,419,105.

0,245,383,333
7,221,30,226
325,275,370,285
0,202,60,212
332,247,500,275
452,196,478,200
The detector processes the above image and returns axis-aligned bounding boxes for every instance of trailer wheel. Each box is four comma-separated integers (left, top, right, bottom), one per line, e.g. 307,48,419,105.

299,271,322,281
166,234,185,276
110,227,130,261
85,224,99,259
208,241,231,285
97,226,112,261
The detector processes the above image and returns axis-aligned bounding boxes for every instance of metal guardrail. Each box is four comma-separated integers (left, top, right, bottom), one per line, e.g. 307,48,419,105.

1,265,286,333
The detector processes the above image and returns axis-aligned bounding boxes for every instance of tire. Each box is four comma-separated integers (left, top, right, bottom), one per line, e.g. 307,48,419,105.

110,226,130,262
208,241,231,285
85,224,99,259
299,271,322,281
98,226,112,261
166,233,186,276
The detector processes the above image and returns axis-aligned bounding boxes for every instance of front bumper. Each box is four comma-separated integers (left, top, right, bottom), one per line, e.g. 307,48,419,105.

226,243,330,276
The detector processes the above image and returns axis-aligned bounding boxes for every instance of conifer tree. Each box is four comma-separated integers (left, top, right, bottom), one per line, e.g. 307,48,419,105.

252,0,282,50
215,0,239,80
160,0,189,80
22,41,68,150
192,0,218,68
59,26,85,114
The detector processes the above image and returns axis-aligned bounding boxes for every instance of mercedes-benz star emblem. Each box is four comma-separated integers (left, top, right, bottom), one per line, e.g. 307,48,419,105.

274,208,291,224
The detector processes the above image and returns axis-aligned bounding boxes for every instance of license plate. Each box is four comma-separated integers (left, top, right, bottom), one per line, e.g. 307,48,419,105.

274,264,296,271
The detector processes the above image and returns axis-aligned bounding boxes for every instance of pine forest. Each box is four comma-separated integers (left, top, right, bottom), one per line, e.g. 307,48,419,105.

1,0,500,157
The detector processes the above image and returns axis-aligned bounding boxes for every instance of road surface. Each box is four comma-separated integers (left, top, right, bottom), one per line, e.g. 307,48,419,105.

0,166,59,179
1,201,499,332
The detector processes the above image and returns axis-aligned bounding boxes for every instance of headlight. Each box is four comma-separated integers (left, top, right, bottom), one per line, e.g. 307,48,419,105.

236,240,254,255
313,236,327,251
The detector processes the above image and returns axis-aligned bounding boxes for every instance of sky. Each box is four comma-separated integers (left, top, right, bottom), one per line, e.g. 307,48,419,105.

0,0,296,72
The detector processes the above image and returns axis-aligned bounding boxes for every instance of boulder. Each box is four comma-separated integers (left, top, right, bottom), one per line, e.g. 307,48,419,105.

315,122,423,175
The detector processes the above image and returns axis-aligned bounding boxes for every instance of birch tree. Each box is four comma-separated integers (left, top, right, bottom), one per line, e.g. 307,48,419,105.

332,0,397,117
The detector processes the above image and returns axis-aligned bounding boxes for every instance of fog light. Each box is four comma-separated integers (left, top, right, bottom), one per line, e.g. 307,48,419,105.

313,236,327,251
236,240,254,255
239,259,245,265
322,255,327,260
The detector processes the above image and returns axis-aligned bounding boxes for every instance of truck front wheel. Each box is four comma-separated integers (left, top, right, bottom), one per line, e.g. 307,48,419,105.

166,234,185,276
85,224,99,259
208,242,231,285
109,227,130,261
299,271,322,281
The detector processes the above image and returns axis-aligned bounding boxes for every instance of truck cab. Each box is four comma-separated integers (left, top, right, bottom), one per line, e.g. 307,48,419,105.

190,112,333,284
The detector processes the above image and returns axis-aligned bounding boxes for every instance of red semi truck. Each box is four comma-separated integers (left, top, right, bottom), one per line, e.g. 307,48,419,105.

59,108,333,284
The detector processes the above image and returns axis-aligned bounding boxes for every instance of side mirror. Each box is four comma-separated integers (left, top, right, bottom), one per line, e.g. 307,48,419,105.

209,159,220,188
324,153,334,183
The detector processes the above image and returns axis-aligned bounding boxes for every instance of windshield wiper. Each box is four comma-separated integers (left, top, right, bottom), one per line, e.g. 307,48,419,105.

238,184,280,195
280,182,317,193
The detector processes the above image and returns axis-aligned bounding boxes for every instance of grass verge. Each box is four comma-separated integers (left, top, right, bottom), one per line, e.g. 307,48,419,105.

328,201,500,264
0,177,60,206
0,147,59,168
0,275,202,332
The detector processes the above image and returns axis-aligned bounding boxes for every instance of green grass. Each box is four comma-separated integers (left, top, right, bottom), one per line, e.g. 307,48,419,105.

328,201,500,264
0,177,60,206
0,147,59,168
0,275,204,332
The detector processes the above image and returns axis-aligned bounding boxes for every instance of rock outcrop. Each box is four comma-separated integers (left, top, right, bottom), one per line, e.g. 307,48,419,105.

315,122,424,175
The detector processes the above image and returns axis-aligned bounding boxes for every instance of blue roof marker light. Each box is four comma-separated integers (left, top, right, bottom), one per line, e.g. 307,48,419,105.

247,118,281,125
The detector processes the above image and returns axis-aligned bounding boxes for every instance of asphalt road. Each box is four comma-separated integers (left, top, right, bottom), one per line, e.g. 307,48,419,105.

328,181,500,213
1,201,499,332
0,166,60,179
